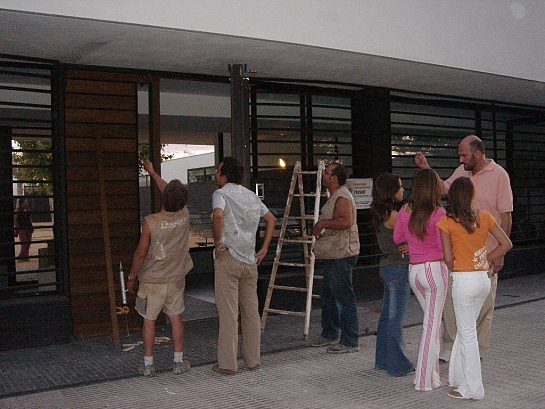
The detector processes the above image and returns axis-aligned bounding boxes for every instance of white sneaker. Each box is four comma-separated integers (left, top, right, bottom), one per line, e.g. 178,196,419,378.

139,364,157,377
439,349,451,362
173,360,191,374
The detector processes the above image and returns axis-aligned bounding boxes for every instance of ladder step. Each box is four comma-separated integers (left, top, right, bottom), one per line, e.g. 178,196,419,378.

286,215,316,220
280,237,313,244
269,284,310,292
274,261,310,268
294,170,321,175
291,193,322,197
263,308,307,317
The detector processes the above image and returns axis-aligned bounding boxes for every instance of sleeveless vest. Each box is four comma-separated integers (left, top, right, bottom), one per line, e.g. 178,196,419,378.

139,207,194,283
313,185,360,259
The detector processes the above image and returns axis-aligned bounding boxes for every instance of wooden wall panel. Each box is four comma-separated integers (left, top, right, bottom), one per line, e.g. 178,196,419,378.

68,209,138,226
65,108,136,124
65,79,136,95
65,94,136,110
65,123,136,138
65,69,143,339
66,138,137,153
67,193,137,212
69,253,112,270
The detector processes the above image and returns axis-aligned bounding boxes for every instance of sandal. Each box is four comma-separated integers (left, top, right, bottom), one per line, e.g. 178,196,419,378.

448,390,465,399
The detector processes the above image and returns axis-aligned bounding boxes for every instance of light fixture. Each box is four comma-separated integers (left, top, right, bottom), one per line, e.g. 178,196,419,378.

279,158,286,168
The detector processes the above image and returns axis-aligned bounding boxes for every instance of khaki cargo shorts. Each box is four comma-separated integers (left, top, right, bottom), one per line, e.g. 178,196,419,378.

135,278,186,320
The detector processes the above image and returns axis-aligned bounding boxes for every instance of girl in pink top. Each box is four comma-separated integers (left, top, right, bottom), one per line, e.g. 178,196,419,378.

394,169,448,391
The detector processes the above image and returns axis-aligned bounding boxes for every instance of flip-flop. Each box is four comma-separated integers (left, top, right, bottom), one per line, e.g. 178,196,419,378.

447,390,465,399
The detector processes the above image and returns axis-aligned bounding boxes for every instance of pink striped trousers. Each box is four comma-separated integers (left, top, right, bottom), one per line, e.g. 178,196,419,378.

409,260,448,391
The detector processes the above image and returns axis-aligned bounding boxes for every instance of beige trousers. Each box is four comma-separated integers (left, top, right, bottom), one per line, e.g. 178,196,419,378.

442,272,498,357
214,249,261,371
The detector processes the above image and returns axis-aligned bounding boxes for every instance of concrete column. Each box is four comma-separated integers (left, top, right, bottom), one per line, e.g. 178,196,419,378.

229,64,251,188
351,87,391,178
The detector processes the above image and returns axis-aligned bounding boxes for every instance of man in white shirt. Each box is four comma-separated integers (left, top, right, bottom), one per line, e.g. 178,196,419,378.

211,156,276,374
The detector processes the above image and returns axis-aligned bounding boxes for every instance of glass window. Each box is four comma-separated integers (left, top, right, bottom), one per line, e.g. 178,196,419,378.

0,59,58,296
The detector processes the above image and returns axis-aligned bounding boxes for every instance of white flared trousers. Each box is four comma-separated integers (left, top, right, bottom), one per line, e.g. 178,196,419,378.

449,271,491,400
408,261,448,391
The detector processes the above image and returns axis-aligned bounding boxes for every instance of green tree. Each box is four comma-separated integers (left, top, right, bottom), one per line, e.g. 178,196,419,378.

138,144,174,174
12,142,175,195
12,140,53,195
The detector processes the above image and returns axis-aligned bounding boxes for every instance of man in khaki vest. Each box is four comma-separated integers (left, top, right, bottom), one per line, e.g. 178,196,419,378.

127,161,193,377
311,162,360,353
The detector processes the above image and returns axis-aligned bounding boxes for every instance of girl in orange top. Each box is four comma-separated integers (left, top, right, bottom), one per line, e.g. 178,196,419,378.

437,177,512,400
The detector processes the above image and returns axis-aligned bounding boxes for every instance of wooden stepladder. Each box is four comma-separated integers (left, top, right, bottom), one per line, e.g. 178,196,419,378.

261,160,326,339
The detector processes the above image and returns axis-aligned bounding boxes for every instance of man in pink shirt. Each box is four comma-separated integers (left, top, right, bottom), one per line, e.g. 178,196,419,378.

415,135,513,361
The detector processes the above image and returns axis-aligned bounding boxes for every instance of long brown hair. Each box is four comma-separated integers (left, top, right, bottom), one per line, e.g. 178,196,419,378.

407,169,443,240
370,173,401,232
446,176,479,233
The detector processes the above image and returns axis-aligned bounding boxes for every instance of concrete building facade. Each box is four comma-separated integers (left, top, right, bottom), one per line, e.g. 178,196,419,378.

1,2,544,349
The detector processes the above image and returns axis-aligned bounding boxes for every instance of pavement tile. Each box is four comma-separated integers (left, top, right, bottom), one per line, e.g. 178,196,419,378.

0,273,544,408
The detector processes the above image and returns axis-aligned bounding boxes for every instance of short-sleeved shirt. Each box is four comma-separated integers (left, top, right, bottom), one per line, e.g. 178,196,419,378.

212,183,270,265
437,211,495,271
393,206,445,264
444,159,512,251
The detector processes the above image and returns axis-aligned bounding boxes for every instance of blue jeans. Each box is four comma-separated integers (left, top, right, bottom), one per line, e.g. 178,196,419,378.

375,264,414,376
320,255,359,348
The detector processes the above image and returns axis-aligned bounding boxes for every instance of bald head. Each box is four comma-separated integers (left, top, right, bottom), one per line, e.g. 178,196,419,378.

460,135,485,155
457,135,487,173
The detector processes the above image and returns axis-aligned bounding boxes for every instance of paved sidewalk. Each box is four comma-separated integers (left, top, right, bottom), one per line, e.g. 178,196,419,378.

1,273,544,408
1,298,544,408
